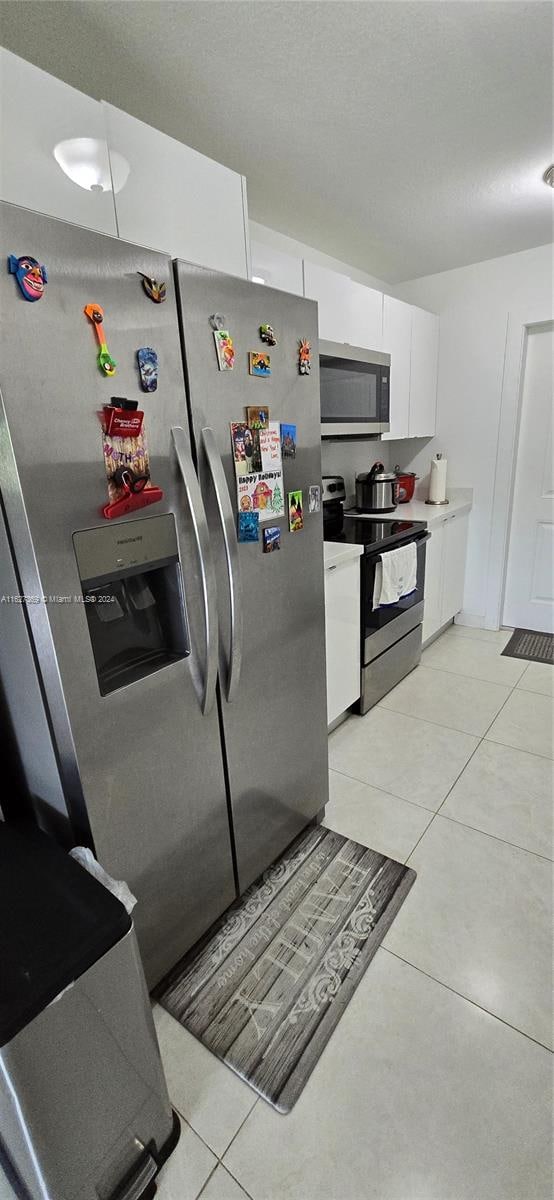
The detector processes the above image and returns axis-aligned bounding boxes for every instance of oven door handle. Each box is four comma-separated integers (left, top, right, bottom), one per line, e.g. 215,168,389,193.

372,531,431,563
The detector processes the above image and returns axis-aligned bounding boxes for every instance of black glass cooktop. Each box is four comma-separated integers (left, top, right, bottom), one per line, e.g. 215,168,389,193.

325,515,427,553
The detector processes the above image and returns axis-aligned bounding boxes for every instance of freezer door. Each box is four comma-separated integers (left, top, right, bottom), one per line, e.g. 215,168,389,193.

175,262,329,891
0,204,236,985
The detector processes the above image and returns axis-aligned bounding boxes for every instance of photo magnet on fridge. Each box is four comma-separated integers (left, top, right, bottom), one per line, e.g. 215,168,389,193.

281,423,297,458
263,526,281,553
308,485,321,513
231,422,261,476
249,351,271,377
246,405,270,429
288,490,303,532
137,347,158,392
214,329,235,370
238,511,259,543
8,255,47,302
298,338,311,374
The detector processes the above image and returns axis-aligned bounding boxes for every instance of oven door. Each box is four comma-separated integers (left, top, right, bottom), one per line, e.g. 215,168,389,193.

361,534,430,665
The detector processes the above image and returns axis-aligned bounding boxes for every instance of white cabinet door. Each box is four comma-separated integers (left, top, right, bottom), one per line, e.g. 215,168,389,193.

324,559,360,725
250,240,304,295
303,261,352,342
303,261,383,349
381,295,412,440
347,281,383,351
104,104,248,277
409,307,439,437
1,49,117,235
422,520,446,644
441,512,469,625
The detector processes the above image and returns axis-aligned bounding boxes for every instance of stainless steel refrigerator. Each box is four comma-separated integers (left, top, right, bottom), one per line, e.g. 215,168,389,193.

0,203,328,987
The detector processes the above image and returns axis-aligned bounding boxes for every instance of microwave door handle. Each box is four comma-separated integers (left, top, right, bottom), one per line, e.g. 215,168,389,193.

201,426,243,701
171,426,218,715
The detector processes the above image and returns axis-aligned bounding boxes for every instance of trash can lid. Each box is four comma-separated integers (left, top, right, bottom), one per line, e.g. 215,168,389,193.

0,824,132,1046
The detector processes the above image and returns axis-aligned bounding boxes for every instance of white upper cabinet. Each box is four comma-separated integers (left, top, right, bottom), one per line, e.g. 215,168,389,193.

303,261,383,350
303,261,353,342
103,103,249,277
250,240,304,295
381,295,412,440
409,306,439,437
0,49,117,236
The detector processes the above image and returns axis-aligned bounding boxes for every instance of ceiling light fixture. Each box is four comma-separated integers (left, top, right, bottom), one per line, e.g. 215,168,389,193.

543,165,554,187
53,138,130,194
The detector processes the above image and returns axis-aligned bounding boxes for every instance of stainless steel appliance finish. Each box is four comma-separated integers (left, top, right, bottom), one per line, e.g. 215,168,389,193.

0,203,237,986
175,262,329,892
319,340,390,436
355,462,398,514
327,516,430,714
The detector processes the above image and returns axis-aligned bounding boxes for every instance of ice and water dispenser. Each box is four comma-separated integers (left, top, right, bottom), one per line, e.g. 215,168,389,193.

73,515,189,696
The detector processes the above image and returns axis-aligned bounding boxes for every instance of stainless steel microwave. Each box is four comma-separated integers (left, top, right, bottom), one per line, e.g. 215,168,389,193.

319,340,390,436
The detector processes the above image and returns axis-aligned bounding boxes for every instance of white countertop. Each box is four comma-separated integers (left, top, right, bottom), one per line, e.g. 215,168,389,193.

391,488,473,526
324,541,364,569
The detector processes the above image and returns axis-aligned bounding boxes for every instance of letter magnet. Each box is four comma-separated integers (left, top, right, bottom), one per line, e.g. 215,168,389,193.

8,255,47,302
137,347,158,392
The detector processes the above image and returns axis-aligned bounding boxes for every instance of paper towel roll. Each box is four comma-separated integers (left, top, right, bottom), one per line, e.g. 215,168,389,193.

429,454,448,503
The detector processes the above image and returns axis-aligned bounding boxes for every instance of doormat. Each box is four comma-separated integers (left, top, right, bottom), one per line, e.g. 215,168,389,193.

502,628,553,665
155,825,416,1113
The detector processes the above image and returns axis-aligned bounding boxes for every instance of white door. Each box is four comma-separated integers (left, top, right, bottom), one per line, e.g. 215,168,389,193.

441,513,469,625
422,520,446,643
503,323,554,632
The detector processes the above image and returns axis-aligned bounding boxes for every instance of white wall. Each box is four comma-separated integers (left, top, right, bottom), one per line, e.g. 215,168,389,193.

396,243,553,624
250,220,389,292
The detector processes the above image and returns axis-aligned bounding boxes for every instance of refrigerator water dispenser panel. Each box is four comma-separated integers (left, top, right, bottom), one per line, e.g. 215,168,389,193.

73,515,189,696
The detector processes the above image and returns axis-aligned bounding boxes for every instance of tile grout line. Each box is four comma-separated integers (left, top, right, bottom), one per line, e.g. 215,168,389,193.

436,810,554,864
218,1097,260,1167
381,946,553,1054
328,765,438,816
404,668,527,865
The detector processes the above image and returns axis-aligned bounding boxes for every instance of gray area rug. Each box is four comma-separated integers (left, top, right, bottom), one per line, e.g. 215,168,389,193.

502,628,553,665
156,825,416,1112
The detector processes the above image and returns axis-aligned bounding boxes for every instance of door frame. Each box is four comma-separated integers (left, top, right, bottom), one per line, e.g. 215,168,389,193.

485,307,554,630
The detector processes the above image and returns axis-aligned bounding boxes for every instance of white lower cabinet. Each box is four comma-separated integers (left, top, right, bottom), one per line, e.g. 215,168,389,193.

324,558,361,725
422,512,469,643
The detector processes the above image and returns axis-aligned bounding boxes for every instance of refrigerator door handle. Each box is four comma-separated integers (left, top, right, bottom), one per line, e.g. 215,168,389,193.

171,426,218,715
201,426,243,701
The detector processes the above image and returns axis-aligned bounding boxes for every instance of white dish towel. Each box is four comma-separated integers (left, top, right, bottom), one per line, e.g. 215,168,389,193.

373,542,417,610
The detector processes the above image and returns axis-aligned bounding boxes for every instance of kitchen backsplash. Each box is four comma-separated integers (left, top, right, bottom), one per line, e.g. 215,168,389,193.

321,437,432,504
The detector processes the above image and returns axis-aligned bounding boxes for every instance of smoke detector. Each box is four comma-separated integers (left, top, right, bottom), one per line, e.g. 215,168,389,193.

543,165,554,187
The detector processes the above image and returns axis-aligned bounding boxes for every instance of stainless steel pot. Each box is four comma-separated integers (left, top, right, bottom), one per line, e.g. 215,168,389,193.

355,462,398,513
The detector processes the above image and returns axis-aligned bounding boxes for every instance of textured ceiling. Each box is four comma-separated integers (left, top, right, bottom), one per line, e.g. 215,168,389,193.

1,0,552,282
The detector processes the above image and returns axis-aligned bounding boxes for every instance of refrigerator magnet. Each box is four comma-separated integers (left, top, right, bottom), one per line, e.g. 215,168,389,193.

137,347,158,392
138,273,166,303
238,511,259,543
246,405,270,429
281,423,297,458
8,254,47,302
249,351,271,377
214,330,235,370
259,323,277,346
298,338,311,374
231,421,262,476
209,313,226,330
84,303,117,377
263,526,281,552
288,490,303,533
308,485,321,513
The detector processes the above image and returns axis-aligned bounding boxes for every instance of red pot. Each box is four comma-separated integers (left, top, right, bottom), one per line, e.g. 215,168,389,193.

394,469,418,503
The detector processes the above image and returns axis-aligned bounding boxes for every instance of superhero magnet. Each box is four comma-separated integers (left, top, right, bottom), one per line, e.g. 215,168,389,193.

138,273,166,303
298,338,311,375
259,324,277,346
84,303,117,377
8,255,47,302
137,347,158,392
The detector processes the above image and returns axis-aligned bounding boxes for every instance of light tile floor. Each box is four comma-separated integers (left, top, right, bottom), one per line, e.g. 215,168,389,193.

2,628,551,1200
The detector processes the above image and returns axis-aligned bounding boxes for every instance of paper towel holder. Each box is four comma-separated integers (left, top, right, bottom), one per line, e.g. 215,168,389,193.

425,452,450,505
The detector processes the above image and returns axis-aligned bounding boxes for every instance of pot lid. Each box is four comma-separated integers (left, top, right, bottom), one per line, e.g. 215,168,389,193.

357,470,396,482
